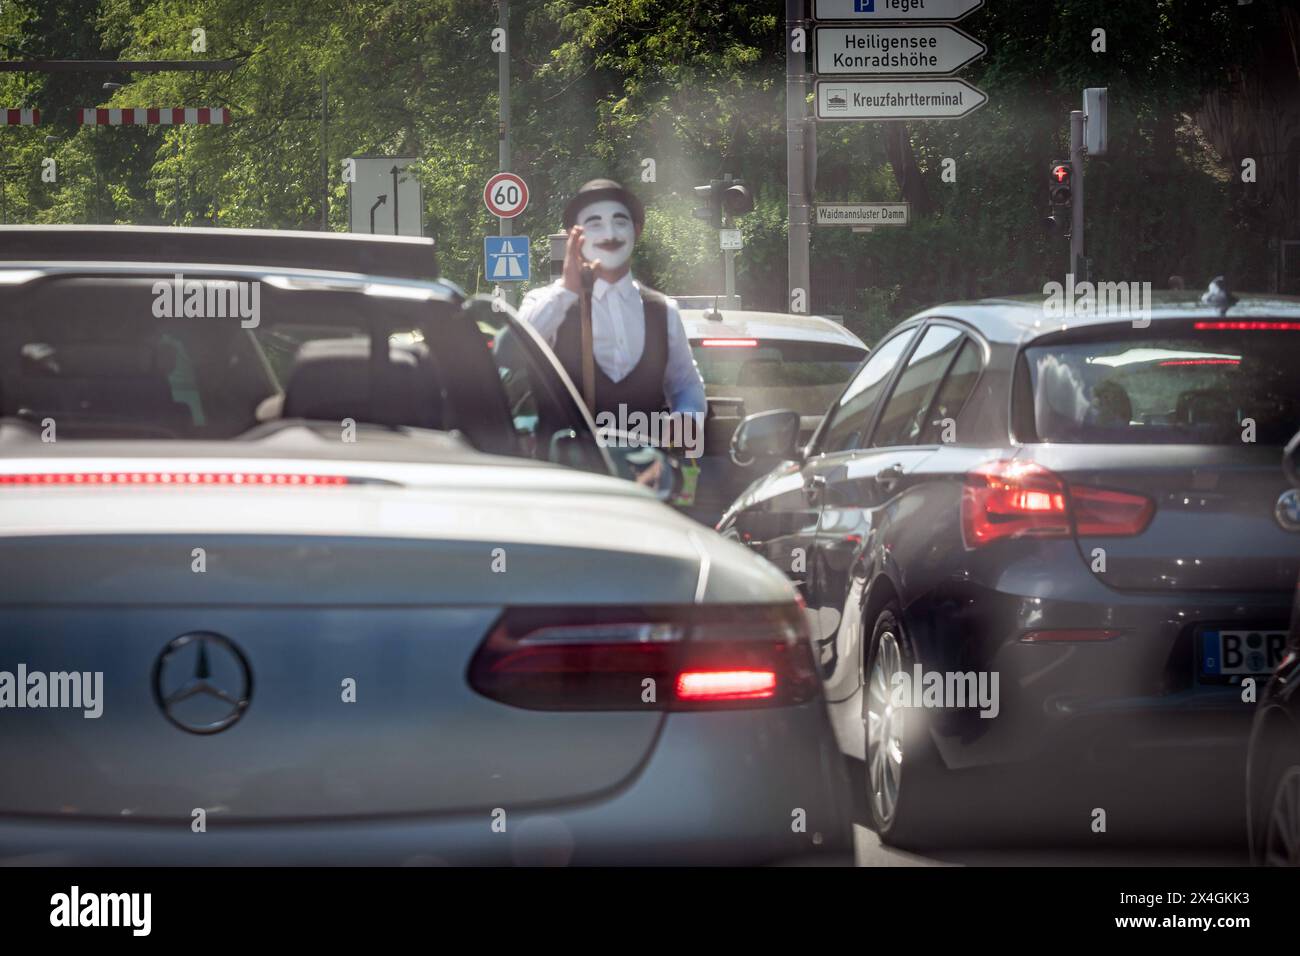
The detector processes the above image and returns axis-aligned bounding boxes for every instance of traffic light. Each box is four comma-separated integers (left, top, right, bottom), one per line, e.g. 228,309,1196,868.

720,181,754,223
1049,161,1072,206
693,177,755,229
693,181,723,229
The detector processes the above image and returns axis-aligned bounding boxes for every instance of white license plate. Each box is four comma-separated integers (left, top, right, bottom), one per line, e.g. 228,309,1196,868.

1200,629,1287,677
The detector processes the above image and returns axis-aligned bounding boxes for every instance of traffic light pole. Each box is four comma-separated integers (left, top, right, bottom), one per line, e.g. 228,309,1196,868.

786,0,811,313
1069,109,1085,281
724,248,737,308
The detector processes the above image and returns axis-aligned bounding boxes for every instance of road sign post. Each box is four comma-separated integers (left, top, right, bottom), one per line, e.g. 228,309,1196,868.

804,0,986,311
787,0,812,313
498,0,513,306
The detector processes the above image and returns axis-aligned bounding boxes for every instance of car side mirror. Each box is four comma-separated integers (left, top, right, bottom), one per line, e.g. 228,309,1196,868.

600,430,683,503
730,409,802,467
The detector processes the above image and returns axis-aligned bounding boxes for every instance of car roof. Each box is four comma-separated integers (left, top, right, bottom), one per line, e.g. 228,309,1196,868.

909,291,1300,344
678,309,867,349
0,261,464,305
0,224,444,285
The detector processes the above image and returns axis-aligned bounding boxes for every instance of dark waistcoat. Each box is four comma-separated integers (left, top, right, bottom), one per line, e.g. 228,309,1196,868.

552,285,669,417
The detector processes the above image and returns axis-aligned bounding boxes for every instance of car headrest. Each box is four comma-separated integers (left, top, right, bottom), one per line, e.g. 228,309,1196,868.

281,338,443,430
1088,380,1132,427
19,341,174,378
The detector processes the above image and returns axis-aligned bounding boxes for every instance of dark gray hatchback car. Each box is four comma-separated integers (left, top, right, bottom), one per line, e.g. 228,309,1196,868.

718,288,1300,848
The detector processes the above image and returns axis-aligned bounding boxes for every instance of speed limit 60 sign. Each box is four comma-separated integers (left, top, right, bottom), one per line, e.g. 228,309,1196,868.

484,172,529,219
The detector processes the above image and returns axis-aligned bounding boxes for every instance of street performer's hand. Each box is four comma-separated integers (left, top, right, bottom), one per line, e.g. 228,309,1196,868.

562,224,587,294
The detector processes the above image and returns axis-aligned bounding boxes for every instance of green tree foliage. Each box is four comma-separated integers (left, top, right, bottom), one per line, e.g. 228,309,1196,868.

0,0,1290,344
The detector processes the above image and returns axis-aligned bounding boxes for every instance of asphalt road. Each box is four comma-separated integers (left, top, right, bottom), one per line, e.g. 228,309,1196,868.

853,825,1248,866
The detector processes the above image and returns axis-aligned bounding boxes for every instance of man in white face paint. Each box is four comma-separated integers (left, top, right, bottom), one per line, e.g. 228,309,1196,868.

518,179,706,425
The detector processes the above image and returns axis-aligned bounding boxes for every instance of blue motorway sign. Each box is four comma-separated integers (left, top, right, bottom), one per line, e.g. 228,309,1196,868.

484,235,531,282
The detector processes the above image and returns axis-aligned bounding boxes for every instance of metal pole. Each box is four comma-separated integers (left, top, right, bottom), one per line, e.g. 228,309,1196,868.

320,74,329,230
786,0,811,313
1069,110,1085,281
174,136,181,226
497,0,513,307
724,249,737,308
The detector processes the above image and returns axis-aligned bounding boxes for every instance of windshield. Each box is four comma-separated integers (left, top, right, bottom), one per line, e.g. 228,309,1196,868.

691,340,865,417
1022,329,1300,445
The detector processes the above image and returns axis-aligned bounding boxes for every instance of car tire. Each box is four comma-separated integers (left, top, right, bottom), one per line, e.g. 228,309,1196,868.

1255,744,1300,866
862,602,946,849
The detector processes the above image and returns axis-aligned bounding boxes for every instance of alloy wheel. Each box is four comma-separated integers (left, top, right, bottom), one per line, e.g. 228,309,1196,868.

1264,765,1300,867
866,628,905,829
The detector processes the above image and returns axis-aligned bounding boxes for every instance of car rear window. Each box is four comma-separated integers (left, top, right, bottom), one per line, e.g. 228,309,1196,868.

1021,327,1300,445
691,339,865,417
0,305,277,439
0,277,513,449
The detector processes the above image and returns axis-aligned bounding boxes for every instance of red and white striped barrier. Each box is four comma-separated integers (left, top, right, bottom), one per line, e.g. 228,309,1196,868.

79,107,231,126
1,109,40,125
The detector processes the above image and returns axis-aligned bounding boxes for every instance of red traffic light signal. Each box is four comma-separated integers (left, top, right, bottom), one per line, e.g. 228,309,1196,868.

1049,161,1073,205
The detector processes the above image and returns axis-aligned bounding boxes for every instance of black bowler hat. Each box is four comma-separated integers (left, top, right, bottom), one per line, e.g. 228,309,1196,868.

562,179,646,233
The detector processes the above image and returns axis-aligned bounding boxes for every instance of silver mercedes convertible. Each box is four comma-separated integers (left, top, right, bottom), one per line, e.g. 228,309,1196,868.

0,226,851,865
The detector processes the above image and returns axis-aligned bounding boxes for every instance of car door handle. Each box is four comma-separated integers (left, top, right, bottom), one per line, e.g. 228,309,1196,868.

875,464,905,483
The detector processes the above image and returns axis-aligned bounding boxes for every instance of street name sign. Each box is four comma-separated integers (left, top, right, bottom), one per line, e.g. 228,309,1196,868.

816,203,910,227
816,78,987,120
815,25,985,76
813,0,984,21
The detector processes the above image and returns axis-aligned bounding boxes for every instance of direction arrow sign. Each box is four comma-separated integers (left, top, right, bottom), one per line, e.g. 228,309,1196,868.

348,156,422,236
816,203,910,226
815,26,985,76
813,0,984,21
815,78,988,120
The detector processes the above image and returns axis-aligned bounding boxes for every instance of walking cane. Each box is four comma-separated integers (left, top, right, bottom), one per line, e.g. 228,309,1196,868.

578,261,598,414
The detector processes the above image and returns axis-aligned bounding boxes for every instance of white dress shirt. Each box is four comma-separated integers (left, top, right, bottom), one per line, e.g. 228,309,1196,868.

518,273,707,415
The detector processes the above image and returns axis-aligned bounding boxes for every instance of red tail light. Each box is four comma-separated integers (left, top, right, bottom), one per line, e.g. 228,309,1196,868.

0,472,351,486
962,460,1153,547
962,461,1070,546
1194,321,1300,331
468,604,817,710
1070,484,1155,536
676,669,777,701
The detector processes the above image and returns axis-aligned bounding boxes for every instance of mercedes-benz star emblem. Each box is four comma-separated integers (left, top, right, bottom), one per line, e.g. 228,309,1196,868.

152,632,253,734
1276,489,1300,532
